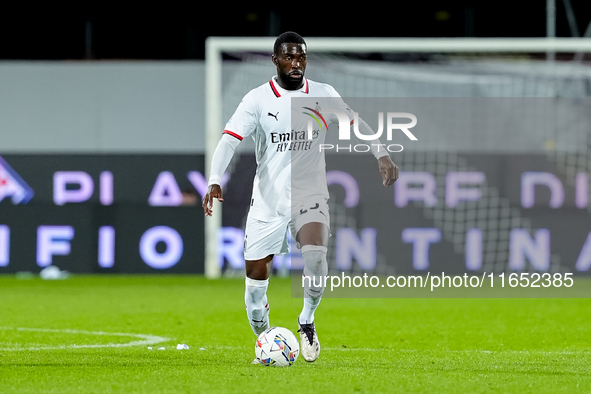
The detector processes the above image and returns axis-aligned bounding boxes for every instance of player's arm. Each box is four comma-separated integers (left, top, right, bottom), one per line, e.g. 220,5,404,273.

203,133,241,216
327,86,399,186
204,90,258,216
355,118,399,186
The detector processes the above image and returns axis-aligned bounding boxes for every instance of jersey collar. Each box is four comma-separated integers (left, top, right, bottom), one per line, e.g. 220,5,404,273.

269,76,309,98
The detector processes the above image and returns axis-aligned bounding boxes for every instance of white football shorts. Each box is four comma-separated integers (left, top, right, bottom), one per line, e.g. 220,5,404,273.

243,199,330,261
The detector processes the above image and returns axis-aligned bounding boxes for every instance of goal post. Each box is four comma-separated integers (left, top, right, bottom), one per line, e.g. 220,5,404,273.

204,36,591,279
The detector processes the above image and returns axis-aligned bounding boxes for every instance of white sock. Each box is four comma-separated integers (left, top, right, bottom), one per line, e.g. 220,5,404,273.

299,245,328,325
244,277,270,336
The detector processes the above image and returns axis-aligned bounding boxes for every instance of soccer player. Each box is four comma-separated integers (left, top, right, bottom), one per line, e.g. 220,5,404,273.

203,32,398,363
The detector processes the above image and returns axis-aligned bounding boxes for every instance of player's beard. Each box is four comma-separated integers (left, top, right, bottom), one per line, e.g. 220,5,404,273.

279,71,305,90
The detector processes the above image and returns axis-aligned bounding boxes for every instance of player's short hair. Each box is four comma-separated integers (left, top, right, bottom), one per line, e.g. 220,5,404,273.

273,32,306,55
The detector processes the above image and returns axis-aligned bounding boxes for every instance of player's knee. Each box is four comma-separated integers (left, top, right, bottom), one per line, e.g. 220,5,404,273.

245,256,273,280
297,222,330,246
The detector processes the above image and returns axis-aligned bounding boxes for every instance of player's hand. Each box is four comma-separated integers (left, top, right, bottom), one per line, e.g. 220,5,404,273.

378,156,399,186
203,184,223,216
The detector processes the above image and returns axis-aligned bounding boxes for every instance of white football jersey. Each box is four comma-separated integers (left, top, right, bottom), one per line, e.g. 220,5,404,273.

224,76,351,221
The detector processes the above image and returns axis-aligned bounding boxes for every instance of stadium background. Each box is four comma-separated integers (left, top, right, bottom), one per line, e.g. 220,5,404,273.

1,3,591,279
1,6,591,393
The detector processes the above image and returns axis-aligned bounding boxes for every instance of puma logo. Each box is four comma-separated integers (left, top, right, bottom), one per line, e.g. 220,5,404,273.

267,112,279,121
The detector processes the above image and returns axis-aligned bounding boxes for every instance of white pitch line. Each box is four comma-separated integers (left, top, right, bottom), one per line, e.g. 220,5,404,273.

0,327,170,351
0,328,588,356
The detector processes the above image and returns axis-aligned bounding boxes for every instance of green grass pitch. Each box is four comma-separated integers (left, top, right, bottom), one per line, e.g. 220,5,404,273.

0,275,590,393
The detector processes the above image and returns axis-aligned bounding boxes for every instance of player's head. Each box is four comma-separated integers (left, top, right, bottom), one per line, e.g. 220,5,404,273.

272,31,307,90
273,31,306,55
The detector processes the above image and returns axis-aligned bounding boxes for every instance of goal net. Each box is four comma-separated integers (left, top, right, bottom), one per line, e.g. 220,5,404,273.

206,37,591,279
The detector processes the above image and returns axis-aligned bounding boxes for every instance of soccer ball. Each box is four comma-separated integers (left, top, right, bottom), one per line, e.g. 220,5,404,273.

255,326,299,367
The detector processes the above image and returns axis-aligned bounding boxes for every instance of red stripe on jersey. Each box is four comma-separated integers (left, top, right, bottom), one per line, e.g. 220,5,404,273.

269,80,281,98
350,119,354,125
304,78,309,93
223,130,243,141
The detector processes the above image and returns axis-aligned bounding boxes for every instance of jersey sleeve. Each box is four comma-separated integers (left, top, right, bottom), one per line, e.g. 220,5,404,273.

223,91,259,141
324,85,355,126
208,133,241,187
325,85,390,160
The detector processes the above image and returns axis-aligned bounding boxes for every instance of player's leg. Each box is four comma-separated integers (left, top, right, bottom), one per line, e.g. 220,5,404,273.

297,222,329,325
244,256,273,337
243,215,290,338
292,200,331,362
